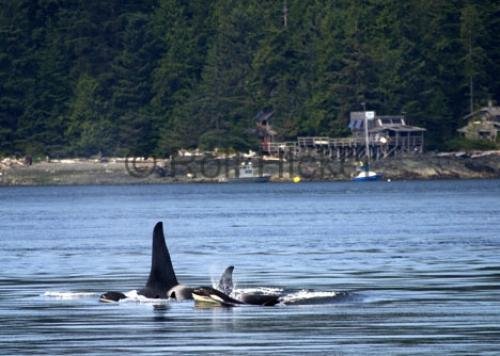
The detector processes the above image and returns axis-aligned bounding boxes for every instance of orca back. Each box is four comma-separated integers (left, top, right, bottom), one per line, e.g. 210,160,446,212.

239,293,280,306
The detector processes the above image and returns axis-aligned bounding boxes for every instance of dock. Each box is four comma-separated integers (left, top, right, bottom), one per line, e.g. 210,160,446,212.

265,135,423,160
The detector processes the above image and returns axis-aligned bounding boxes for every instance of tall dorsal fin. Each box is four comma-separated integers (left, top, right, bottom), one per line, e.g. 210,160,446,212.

141,222,178,298
216,265,234,295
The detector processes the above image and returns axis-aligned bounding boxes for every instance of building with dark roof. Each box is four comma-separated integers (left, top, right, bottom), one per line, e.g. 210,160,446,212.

349,111,426,154
457,102,500,142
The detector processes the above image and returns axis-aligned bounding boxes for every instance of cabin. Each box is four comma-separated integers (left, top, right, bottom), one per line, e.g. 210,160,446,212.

348,111,426,154
255,110,277,153
262,110,426,160
457,102,500,142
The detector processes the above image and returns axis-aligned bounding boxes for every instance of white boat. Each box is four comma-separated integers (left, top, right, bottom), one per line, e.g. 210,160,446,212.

353,165,382,181
352,107,382,182
222,161,271,183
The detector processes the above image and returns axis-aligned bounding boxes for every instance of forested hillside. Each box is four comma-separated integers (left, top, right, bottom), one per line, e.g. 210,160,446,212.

1,0,499,157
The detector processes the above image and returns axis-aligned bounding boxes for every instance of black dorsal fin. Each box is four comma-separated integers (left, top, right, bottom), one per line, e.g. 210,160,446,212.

140,222,178,298
217,265,234,295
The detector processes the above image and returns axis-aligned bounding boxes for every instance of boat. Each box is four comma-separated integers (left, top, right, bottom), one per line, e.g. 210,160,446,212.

222,161,271,183
353,163,382,181
352,108,382,182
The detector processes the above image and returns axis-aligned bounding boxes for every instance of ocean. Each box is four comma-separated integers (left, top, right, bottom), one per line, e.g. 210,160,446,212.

1,180,499,354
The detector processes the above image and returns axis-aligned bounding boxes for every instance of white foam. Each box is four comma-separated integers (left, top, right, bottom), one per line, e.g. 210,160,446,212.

234,287,283,295
232,287,283,300
211,277,222,290
280,289,337,304
121,290,170,305
43,291,97,299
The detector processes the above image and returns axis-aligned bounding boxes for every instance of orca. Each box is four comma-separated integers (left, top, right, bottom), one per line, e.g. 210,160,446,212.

192,266,281,307
192,287,243,307
214,265,280,305
192,286,280,307
168,265,235,300
99,290,127,303
217,266,281,306
100,222,184,302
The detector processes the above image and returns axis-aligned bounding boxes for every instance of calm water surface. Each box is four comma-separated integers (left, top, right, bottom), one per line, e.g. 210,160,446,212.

1,180,500,354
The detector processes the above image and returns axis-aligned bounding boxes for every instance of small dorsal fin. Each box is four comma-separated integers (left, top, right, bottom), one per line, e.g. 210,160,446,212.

140,222,178,298
216,265,234,295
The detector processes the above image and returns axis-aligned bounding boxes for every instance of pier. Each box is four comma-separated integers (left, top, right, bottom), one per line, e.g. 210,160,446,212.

265,134,424,160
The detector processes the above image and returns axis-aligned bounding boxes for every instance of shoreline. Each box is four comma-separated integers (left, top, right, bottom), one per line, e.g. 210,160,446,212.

1,151,499,186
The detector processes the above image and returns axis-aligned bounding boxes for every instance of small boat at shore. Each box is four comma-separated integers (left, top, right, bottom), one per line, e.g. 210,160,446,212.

221,161,271,183
352,163,382,182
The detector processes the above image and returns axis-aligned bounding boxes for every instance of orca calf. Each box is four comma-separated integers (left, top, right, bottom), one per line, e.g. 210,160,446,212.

99,290,127,303
192,266,280,307
100,222,186,302
192,286,280,307
192,287,244,307
168,261,235,301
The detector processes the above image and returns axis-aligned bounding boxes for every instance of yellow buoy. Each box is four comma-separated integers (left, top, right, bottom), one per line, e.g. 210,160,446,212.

293,176,301,183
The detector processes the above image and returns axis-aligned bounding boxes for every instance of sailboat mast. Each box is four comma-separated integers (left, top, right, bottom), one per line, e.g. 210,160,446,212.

362,103,370,164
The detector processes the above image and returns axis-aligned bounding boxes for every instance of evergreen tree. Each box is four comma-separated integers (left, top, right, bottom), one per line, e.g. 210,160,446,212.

460,2,491,112
252,0,318,139
152,0,214,154
0,0,41,155
110,12,159,156
195,0,260,150
1,0,499,155
486,2,500,105
65,74,114,156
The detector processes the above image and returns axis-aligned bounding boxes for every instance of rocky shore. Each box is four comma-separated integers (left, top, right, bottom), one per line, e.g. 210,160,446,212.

372,151,500,180
1,151,499,186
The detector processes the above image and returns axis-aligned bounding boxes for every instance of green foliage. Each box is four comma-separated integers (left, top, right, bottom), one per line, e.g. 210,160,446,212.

65,74,114,156
0,0,499,156
445,138,498,151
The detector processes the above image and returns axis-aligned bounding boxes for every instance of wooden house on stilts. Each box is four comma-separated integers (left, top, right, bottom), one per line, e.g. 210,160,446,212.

262,111,426,160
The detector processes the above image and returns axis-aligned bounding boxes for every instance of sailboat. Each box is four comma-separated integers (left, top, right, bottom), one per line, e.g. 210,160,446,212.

352,109,382,182
353,162,381,181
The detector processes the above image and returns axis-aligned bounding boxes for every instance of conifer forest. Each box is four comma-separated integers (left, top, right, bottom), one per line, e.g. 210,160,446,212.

1,0,499,156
